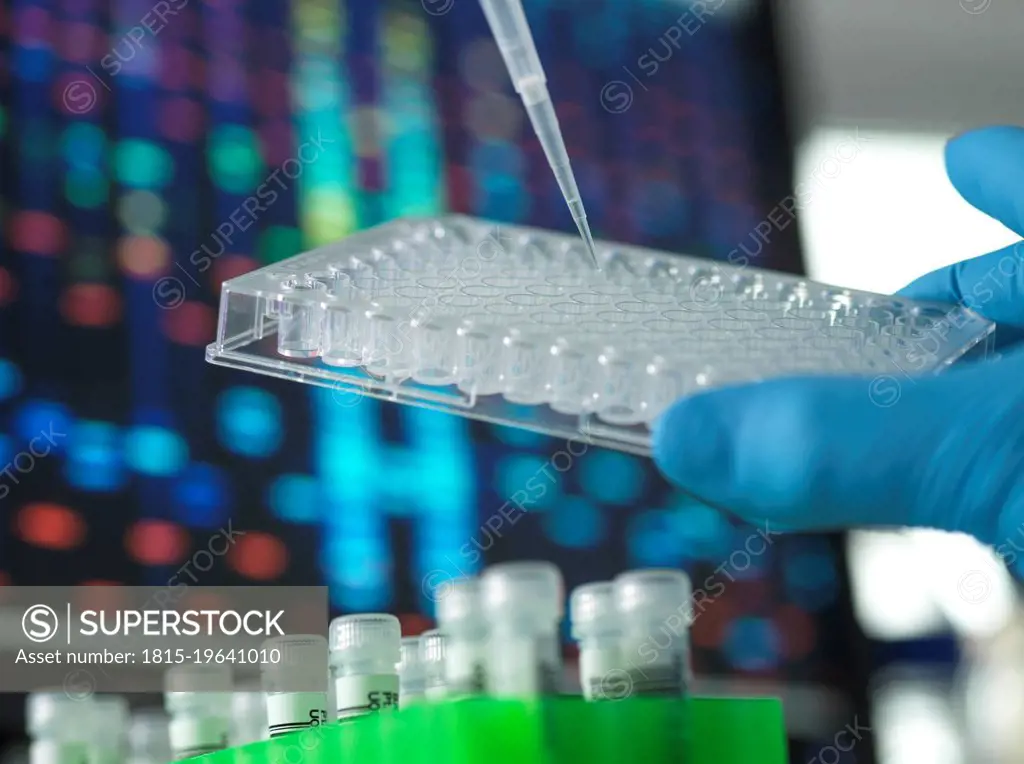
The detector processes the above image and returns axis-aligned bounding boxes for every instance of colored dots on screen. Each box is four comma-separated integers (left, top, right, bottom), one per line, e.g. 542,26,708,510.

173,463,232,527
229,533,288,580
16,503,87,551
269,473,321,523
578,450,646,505
10,211,65,256
161,301,215,346
60,284,121,327
66,420,125,492
303,190,357,243
495,454,560,511
542,497,606,549
627,509,683,568
117,235,171,279
124,425,189,476
65,169,109,209
12,399,71,449
211,254,257,289
208,124,262,193
126,519,190,566
723,617,782,672
776,605,817,660
114,140,173,189
0,267,15,306
0,359,23,401
257,226,303,265
160,97,204,143
117,190,166,232
61,122,106,168
216,386,283,458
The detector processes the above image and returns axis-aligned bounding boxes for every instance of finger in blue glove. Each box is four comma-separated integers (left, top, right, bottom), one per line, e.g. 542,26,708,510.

652,126,1024,560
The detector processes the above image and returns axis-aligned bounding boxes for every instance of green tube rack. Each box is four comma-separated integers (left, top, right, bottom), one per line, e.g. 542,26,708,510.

213,696,786,764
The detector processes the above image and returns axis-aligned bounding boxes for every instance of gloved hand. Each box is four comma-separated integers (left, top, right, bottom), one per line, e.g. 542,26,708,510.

652,126,1024,559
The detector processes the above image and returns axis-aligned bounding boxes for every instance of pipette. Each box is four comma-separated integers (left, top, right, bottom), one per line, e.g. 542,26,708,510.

479,0,599,269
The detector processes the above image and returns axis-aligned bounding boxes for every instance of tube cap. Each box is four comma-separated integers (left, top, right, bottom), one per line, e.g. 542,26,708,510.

435,577,485,630
163,664,232,716
481,561,564,625
27,692,93,740
612,569,692,625
419,630,447,667
260,635,328,693
329,613,401,667
569,581,618,640
163,663,232,694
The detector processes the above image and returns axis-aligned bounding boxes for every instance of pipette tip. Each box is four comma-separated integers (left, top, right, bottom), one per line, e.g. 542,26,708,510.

576,219,600,271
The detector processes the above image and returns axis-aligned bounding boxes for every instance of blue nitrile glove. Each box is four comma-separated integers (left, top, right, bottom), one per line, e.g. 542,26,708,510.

653,126,1024,559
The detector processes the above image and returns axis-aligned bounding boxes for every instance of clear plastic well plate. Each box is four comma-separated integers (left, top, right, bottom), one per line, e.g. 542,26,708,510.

207,215,994,455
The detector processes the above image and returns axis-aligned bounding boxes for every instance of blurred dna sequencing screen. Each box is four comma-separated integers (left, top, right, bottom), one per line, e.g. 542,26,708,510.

0,0,873,761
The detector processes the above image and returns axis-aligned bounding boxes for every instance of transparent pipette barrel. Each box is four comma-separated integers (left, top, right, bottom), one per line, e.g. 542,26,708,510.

329,613,401,720
569,582,626,701
478,0,597,267
260,635,329,738
613,569,692,697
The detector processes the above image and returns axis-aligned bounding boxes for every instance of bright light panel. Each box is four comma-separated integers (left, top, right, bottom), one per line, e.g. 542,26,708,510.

796,127,1019,293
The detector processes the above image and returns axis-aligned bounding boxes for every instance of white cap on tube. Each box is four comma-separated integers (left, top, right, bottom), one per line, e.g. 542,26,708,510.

27,693,93,741
613,569,692,627
435,577,487,635
569,581,618,641
164,663,233,694
419,630,447,667
163,663,233,714
481,561,564,628
329,614,401,670
260,635,329,693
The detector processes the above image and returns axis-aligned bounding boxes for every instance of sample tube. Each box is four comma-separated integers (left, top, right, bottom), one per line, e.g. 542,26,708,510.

26,692,92,764
398,637,426,707
326,669,337,725
163,664,232,759
87,696,128,764
127,711,172,764
229,689,267,747
329,614,401,720
612,569,692,697
419,630,448,700
260,635,330,738
481,561,565,696
570,582,626,701
434,577,488,696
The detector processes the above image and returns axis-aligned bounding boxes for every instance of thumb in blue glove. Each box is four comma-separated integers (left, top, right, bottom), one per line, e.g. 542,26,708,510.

652,126,1024,563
